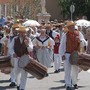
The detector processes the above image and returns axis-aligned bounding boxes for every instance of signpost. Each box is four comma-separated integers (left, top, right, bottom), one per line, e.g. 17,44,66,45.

70,4,75,20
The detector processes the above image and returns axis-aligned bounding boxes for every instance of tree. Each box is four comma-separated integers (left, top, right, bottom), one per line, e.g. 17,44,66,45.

58,0,90,20
7,0,41,19
58,0,71,19
86,0,90,19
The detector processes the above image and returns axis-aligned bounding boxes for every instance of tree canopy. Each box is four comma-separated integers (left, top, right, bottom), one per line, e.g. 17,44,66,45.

58,0,90,20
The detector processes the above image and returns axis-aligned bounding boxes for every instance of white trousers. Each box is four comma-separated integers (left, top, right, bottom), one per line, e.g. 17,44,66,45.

49,49,54,62
10,57,27,90
10,57,16,83
54,54,61,70
71,65,79,85
64,53,79,87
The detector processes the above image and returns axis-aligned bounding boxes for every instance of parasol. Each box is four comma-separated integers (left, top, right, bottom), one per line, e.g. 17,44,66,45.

75,19,90,27
23,20,40,27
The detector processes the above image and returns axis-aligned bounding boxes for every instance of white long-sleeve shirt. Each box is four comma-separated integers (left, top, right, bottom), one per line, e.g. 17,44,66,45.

59,31,87,56
9,36,33,56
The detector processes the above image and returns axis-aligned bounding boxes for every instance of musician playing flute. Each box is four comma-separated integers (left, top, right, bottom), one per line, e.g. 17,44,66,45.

9,26,33,90
59,21,87,90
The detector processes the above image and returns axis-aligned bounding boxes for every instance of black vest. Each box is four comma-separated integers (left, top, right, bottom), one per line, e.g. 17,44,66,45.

46,30,54,39
14,37,29,57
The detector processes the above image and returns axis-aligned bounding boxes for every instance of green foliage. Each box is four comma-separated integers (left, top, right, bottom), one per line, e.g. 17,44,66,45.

58,0,71,18
58,0,90,19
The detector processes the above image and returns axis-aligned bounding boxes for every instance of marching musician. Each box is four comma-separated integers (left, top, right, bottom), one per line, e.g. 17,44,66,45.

86,27,90,54
32,26,55,76
45,24,59,65
8,23,21,87
9,26,33,90
59,21,87,90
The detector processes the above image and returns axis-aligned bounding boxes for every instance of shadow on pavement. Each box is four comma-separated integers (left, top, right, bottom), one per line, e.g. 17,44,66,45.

0,86,16,90
49,85,65,90
48,72,54,74
59,80,65,83
54,80,65,84
78,85,86,89
27,75,35,79
48,68,64,75
0,80,10,83
49,85,86,90
49,86,76,90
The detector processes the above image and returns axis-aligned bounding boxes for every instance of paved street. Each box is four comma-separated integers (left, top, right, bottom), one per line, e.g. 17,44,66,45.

0,65,90,90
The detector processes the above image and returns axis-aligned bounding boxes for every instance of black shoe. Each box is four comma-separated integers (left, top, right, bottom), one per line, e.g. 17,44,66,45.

8,78,11,82
66,86,72,90
20,89,24,90
51,65,53,67
54,70,58,73
45,73,49,77
17,86,19,90
58,69,61,72
74,84,78,89
9,82,16,87
64,84,66,87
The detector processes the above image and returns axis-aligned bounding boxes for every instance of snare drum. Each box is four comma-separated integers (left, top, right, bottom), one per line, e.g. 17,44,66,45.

18,54,47,80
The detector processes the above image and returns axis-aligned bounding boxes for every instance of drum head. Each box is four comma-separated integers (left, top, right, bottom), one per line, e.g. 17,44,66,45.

18,54,29,68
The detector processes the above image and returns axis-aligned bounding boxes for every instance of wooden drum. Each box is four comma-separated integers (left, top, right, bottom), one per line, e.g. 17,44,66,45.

0,56,11,68
77,53,90,71
69,52,90,71
0,56,12,74
18,54,47,80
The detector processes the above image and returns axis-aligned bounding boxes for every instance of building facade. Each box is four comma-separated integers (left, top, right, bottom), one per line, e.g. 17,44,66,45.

0,0,9,18
46,0,62,21
0,0,62,21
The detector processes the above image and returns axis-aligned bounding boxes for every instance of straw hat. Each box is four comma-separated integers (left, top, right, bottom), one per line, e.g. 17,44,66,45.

12,23,21,28
16,26,29,32
66,21,75,27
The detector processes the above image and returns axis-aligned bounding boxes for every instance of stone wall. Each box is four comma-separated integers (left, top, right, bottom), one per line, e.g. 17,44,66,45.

46,0,62,21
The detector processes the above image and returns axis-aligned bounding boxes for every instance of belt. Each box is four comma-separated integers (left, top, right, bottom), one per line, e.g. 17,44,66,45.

65,52,71,54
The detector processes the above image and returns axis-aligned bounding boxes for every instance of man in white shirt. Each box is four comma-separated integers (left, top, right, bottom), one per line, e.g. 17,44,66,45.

9,26,33,90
